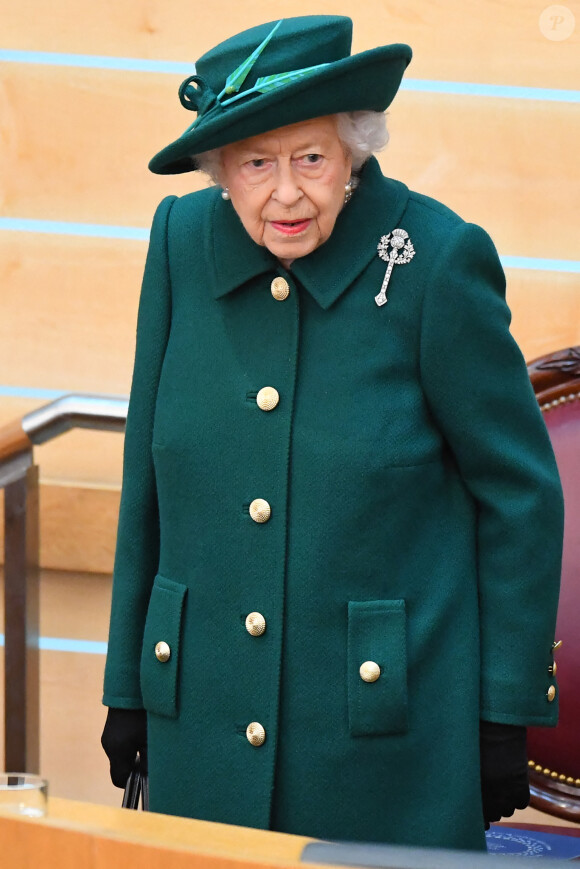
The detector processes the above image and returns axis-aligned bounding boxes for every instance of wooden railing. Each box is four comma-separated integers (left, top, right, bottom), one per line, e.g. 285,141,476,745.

0,394,127,772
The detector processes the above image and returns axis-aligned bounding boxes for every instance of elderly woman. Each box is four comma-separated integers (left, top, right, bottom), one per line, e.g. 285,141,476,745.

101,16,563,852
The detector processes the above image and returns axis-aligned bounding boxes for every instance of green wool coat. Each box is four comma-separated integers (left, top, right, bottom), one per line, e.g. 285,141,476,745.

103,157,563,851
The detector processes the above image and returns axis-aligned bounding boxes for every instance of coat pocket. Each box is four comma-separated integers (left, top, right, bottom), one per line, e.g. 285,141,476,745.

140,574,187,718
347,599,408,736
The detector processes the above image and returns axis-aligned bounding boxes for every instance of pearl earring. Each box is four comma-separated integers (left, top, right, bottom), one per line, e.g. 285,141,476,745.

221,187,231,201
344,179,354,205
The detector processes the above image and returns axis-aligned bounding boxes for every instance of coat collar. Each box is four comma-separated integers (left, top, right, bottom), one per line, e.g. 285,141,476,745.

210,157,409,310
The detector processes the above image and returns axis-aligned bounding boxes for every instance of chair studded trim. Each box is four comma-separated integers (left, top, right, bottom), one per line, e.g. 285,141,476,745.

528,758,580,788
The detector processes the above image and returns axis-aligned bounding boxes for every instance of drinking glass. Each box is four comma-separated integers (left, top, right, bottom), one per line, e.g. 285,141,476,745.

0,773,48,817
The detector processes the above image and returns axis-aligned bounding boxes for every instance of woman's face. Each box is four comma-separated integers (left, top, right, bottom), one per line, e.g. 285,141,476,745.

218,116,352,267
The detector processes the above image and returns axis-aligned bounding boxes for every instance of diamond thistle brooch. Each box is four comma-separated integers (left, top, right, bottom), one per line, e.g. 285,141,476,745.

375,229,415,306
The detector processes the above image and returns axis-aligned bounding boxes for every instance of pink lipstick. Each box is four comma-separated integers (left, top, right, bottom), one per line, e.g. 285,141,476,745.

270,219,312,236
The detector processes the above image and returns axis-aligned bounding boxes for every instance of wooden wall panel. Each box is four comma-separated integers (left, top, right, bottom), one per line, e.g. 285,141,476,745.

38,569,112,640
0,62,214,218
39,485,120,573
35,430,123,488
1,0,578,88
0,483,120,572
0,66,195,224
40,650,115,805
386,93,580,258
0,233,144,394
0,66,578,261
506,270,580,361
0,569,116,804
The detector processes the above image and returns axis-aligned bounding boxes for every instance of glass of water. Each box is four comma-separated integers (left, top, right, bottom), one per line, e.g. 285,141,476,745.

0,773,48,817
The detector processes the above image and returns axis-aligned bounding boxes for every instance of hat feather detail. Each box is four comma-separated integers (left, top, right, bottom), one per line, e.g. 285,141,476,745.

221,64,331,107
217,19,283,100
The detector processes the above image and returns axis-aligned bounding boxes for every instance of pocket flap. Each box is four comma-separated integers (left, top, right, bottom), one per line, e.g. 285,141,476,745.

140,574,187,718
347,599,408,736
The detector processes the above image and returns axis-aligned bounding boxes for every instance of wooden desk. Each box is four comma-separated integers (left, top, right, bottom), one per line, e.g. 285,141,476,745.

0,797,316,869
2,798,579,869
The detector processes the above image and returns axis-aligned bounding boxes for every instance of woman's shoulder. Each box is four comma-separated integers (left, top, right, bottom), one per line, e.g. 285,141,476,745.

393,183,497,261
148,185,223,248
404,187,466,231
167,184,221,219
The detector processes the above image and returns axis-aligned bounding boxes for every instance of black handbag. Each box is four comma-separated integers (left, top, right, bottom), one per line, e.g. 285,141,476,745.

122,754,149,811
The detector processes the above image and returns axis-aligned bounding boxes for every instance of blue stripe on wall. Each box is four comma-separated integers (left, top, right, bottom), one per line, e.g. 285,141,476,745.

401,79,580,103
1,217,579,274
0,386,69,400
501,256,580,274
0,48,194,74
1,49,579,103
0,634,107,655
0,217,149,241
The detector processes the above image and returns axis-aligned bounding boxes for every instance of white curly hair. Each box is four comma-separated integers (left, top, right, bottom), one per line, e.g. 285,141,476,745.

195,110,389,182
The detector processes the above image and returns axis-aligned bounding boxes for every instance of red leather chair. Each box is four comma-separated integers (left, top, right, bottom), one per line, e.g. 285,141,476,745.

526,346,580,822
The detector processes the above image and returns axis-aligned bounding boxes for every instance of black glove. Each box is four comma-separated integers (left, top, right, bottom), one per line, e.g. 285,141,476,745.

480,719,530,829
101,707,148,789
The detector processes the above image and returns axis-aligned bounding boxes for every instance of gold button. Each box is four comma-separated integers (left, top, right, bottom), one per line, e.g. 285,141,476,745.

256,387,280,412
271,277,290,300
246,722,266,746
548,661,557,676
552,640,563,652
547,685,556,702
155,641,171,663
249,498,271,523
246,612,266,636
359,661,381,683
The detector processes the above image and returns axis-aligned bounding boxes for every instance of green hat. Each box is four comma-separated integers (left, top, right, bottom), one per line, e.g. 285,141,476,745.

149,16,412,175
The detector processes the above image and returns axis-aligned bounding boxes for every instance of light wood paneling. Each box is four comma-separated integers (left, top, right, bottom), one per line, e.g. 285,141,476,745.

1,0,578,88
40,650,115,806
0,66,578,260
0,66,198,225
33,429,122,489
506,269,580,360
40,485,120,573
386,93,579,258
0,483,120,573
0,569,115,804
39,569,112,641
0,233,144,395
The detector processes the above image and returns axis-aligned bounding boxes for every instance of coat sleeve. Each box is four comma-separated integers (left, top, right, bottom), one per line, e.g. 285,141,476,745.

419,221,563,727
102,195,177,709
